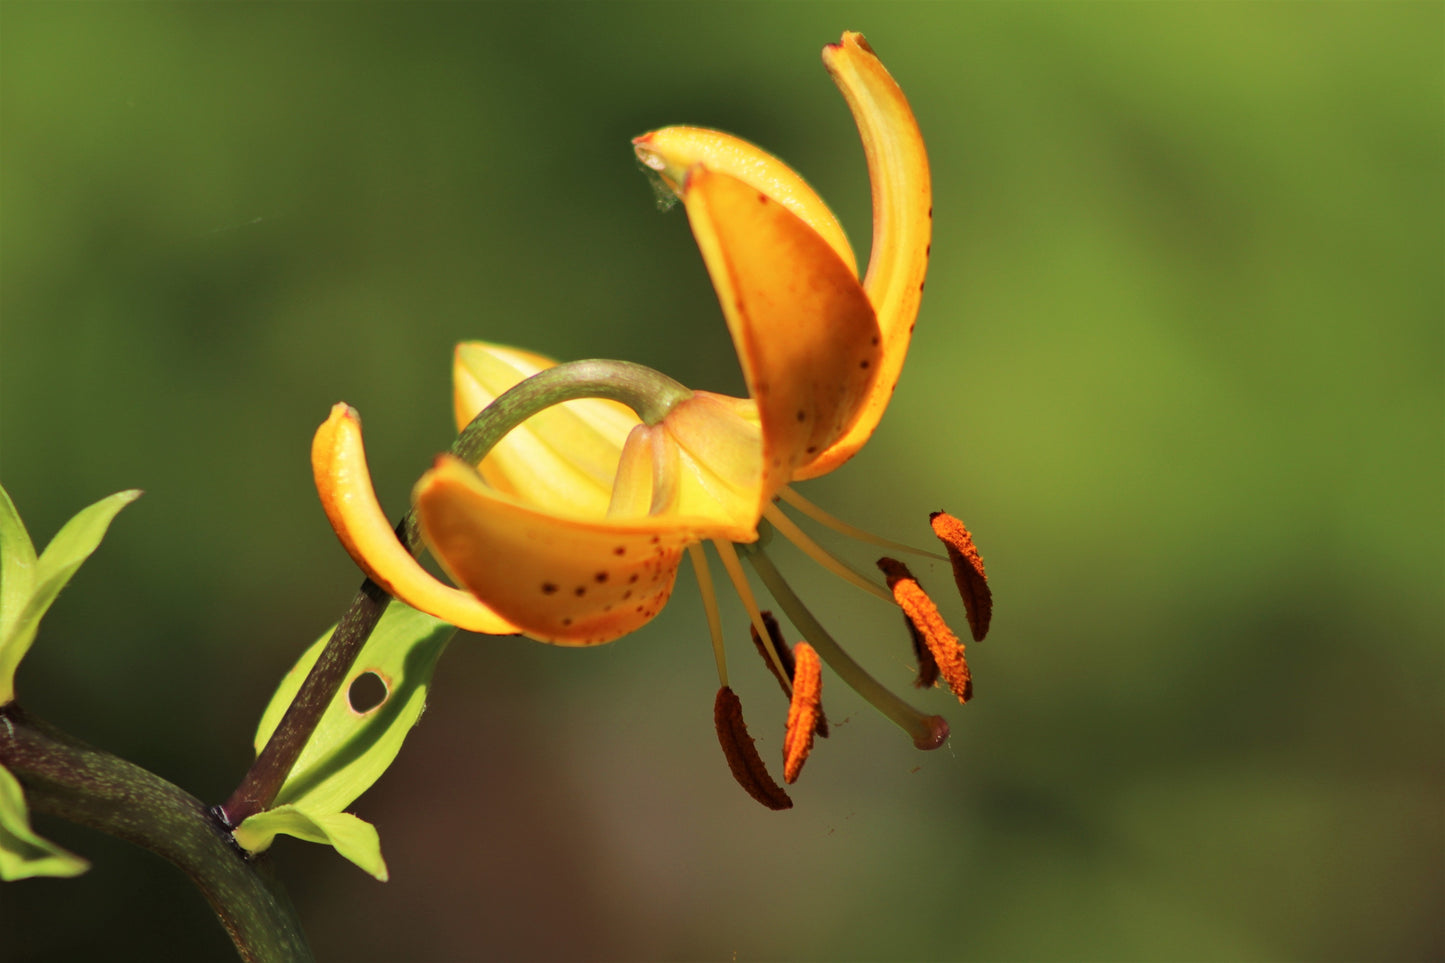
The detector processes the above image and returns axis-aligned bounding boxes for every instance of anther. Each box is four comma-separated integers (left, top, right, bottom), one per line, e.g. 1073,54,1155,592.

877,557,972,704
783,643,823,783
930,512,992,642
750,612,829,737
713,687,792,810
902,614,940,689
749,611,795,698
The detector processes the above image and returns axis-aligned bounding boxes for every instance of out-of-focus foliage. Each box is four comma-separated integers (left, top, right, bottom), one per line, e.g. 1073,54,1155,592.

0,4,1439,961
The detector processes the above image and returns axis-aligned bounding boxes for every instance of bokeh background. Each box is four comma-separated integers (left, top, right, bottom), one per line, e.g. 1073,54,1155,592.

2,3,1440,961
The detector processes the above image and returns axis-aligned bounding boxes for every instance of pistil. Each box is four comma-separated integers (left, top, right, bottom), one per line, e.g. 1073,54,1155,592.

739,537,948,751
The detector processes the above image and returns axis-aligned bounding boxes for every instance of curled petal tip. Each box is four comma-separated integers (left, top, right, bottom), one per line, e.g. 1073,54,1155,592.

311,405,518,636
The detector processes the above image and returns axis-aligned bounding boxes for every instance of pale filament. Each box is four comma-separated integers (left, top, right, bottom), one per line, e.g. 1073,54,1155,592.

762,503,894,604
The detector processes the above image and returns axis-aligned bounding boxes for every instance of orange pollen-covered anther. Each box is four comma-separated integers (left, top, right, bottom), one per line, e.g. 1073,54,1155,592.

930,512,992,642
714,686,793,810
877,557,972,704
782,643,823,784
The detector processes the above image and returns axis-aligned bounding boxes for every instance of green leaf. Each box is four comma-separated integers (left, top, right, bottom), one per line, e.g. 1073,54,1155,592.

0,485,39,695
233,805,387,881
250,602,455,830
0,762,89,881
0,486,141,704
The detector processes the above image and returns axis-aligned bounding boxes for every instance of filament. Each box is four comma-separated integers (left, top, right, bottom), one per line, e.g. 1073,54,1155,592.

688,543,728,688
713,539,790,690
778,486,945,561
763,504,894,604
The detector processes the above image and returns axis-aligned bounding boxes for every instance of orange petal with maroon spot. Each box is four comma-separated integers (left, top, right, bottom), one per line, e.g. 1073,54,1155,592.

713,686,792,810
930,512,992,642
877,557,972,704
677,166,881,507
800,32,932,479
413,455,713,646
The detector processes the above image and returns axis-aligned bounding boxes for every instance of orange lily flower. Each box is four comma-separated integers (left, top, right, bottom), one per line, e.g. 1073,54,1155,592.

312,33,992,807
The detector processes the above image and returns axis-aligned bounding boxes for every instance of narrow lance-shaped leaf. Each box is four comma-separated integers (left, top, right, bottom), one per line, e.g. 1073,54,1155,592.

0,486,141,704
0,762,89,881
236,603,455,876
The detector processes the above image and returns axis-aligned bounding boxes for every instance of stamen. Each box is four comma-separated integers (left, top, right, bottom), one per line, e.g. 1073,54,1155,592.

741,542,949,751
713,686,792,810
783,643,823,783
902,614,940,689
877,557,972,704
763,505,894,604
713,540,790,688
930,512,992,642
749,613,829,738
688,544,728,688
778,486,945,561
749,611,794,698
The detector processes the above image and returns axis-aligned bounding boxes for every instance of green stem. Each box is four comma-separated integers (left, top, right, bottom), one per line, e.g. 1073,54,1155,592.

219,578,391,827
1,704,313,962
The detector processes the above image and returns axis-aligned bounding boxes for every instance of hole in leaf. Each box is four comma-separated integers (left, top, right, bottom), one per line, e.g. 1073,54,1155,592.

347,671,388,715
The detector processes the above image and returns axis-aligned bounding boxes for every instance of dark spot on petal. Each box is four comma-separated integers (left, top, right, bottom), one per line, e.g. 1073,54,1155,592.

927,206,933,218
623,589,633,600
871,335,880,346
561,617,573,626
860,359,870,369
925,243,931,257
629,573,639,584
613,545,626,556
919,281,925,292
574,586,587,597
806,445,818,454
541,582,558,595
796,409,806,422
595,571,609,583
651,535,661,544
757,192,768,204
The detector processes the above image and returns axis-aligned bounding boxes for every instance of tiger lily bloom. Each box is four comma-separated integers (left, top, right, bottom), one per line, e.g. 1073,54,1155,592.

311,33,992,808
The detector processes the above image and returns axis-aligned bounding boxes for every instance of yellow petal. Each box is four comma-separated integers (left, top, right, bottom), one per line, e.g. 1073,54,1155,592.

414,455,720,645
799,32,932,479
453,343,640,515
311,404,518,636
633,126,858,275
679,167,882,502
662,391,764,540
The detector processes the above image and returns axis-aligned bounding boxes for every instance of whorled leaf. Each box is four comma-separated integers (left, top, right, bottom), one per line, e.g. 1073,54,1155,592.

0,485,142,704
0,762,89,881
233,804,386,881
238,602,455,871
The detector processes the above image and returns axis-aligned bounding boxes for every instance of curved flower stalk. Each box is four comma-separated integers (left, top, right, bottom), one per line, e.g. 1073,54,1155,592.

312,32,994,808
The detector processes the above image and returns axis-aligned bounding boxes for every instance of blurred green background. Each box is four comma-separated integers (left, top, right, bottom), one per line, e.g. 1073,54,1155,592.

2,3,1440,961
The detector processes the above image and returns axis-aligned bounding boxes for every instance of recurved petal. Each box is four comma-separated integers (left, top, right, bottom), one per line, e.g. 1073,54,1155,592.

311,404,519,636
633,126,857,275
414,455,719,646
453,342,640,516
680,167,882,504
799,32,932,479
